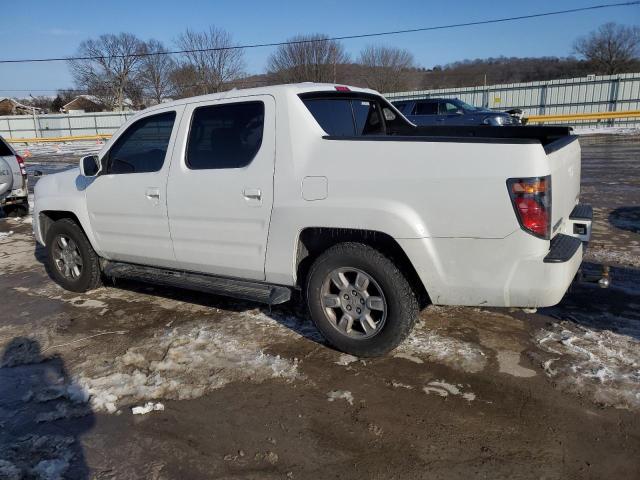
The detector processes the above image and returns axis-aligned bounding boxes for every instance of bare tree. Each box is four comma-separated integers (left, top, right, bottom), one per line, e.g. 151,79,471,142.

573,22,640,75
139,39,176,104
358,45,416,92
176,27,244,94
69,33,146,110
267,34,348,83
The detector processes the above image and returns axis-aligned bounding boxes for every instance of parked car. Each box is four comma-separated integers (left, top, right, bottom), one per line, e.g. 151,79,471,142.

392,97,520,126
0,135,29,216
33,84,591,357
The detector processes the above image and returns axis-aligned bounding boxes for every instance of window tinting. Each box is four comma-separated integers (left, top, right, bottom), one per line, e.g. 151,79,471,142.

107,112,176,174
413,101,438,115
352,100,384,135
441,102,460,114
302,99,355,136
0,138,13,157
187,102,264,170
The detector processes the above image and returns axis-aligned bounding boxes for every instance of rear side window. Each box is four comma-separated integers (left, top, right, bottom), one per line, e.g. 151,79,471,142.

302,98,384,136
187,101,264,170
352,100,384,135
107,111,176,174
0,138,13,157
303,99,355,136
413,101,438,115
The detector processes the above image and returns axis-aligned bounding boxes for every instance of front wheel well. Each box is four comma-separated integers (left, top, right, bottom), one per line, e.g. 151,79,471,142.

39,211,84,245
295,227,430,308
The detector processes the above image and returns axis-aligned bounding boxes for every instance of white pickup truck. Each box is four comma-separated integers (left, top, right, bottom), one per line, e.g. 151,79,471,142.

33,83,592,356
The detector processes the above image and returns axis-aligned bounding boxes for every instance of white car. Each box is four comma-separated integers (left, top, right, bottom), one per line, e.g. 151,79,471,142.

0,135,29,216
33,83,592,356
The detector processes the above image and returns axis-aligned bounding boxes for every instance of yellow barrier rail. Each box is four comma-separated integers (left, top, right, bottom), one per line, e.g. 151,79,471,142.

526,110,640,123
5,134,112,144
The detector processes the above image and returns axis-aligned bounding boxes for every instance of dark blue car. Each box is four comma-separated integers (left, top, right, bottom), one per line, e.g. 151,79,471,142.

391,98,520,126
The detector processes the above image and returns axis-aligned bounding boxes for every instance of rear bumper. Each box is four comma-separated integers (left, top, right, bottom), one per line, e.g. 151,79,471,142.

397,228,586,308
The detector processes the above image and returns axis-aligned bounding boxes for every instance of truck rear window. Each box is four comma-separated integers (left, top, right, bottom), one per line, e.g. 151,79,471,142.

302,98,384,136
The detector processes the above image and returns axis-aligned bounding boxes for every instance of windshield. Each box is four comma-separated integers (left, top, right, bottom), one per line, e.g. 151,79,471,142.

450,99,483,112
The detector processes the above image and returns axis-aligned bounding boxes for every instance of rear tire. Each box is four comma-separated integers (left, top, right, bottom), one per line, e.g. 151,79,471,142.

305,242,418,357
45,218,102,293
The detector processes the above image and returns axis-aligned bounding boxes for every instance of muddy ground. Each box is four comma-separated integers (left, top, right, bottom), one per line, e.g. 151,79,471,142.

0,135,639,479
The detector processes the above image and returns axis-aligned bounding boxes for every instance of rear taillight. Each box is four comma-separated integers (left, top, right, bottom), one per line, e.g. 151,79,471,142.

507,176,551,239
16,155,27,177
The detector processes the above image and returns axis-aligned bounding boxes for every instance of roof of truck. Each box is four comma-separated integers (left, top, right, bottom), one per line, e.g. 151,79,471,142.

143,83,380,114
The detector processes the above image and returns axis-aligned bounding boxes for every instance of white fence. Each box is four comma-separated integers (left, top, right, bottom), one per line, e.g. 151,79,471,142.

0,111,136,139
386,72,640,126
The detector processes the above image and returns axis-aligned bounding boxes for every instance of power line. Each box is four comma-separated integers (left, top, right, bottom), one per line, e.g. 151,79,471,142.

0,1,638,64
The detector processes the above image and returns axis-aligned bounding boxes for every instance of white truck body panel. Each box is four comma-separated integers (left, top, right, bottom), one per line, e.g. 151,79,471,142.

34,83,588,309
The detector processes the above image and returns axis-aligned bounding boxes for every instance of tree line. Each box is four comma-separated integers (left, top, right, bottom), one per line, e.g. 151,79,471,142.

24,22,640,112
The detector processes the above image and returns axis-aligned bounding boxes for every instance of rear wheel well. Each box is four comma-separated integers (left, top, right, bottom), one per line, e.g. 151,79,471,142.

40,211,84,245
295,227,430,308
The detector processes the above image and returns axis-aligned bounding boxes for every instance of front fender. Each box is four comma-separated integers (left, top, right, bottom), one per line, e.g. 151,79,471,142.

33,169,103,256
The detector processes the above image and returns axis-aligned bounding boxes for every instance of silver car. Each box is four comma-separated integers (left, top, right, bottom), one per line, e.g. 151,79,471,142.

0,135,29,216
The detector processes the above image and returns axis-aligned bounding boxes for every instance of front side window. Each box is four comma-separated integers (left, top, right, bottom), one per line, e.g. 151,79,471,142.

441,101,461,114
107,111,176,174
413,101,438,115
187,101,264,170
352,100,384,135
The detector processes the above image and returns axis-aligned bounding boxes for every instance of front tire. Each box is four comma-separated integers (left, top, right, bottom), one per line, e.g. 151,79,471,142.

46,218,102,293
306,242,418,357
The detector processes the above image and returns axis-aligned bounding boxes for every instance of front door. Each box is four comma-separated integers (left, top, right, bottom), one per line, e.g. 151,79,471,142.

85,107,183,267
167,95,275,280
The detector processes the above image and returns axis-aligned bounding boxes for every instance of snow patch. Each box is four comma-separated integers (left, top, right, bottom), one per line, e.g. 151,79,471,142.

397,325,487,373
0,230,14,238
423,380,475,401
335,354,358,366
536,322,640,409
132,402,165,415
573,126,640,136
327,390,354,405
73,324,301,412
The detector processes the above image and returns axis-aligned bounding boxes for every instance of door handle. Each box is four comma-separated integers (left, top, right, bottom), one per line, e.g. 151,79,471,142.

243,188,262,200
145,187,160,204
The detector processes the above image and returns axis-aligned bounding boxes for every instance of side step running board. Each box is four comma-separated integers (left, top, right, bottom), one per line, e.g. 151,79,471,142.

102,261,292,305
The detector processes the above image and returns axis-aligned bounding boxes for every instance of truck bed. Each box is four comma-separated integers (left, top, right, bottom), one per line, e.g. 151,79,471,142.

390,125,572,148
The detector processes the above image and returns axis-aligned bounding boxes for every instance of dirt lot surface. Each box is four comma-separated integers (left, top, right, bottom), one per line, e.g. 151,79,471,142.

1,135,639,479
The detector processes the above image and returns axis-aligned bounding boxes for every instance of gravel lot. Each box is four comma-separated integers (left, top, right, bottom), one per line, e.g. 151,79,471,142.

0,135,639,479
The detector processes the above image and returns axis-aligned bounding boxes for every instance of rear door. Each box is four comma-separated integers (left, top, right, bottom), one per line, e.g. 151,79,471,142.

166,95,275,280
85,107,183,266
409,100,440,125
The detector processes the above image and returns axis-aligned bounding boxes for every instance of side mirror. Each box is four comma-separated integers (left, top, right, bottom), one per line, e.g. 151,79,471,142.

33,170,43,177
79,155,100,177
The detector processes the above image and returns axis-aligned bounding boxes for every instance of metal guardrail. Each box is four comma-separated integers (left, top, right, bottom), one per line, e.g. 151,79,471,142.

4,111,639,144
525,110,640,124
6,134,113,143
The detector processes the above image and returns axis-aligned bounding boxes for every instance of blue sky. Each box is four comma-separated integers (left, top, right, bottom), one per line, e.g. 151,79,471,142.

1,0,638,97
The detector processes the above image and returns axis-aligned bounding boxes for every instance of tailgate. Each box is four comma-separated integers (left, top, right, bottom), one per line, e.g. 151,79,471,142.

545,136,581,236
0,157,13,200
